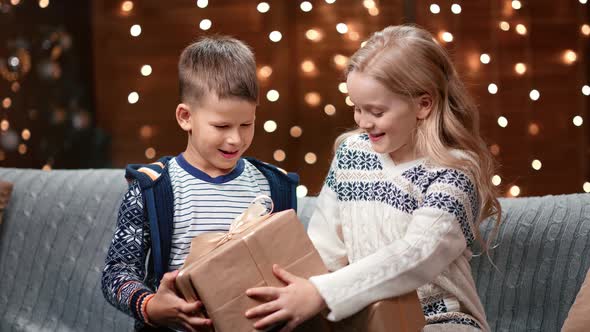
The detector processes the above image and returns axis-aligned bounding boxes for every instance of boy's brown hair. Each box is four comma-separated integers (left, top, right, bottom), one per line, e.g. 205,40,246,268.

178,35,258,105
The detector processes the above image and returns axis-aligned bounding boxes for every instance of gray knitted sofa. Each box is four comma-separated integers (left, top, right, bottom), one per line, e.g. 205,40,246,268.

0,168,589,332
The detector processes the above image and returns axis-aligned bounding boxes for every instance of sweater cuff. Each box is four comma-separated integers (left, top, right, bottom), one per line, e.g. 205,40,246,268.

129,287,155,323
309,273,356,322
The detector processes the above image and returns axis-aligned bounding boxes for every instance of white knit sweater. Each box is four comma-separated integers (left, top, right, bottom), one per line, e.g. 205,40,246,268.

308,134,489,331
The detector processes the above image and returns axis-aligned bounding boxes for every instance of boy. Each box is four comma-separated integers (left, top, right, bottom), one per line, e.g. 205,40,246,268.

101,36,298,332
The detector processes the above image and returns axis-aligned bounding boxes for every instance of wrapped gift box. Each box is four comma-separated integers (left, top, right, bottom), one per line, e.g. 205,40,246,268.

176,209,329,332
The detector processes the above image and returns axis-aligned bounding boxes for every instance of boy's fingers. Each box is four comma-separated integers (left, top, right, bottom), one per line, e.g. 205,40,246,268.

185,315,212,327
245,300,281,318
273,264,296,284
246,287,279,301
179,300,201,313
253,309,289,330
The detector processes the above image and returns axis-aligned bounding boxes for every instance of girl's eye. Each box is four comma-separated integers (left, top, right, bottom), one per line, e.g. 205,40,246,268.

374,112,384,117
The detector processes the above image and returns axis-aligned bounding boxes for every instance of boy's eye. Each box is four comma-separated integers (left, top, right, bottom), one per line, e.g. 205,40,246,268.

214,125,229,129
240,123,253,127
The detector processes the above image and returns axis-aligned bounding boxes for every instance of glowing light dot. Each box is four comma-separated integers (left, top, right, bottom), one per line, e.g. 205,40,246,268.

0,120,9,131
301,60,316,73
336,23,348,34
345,96,354,106
480,54,491,64
38,0,49,8
528,123,540,136
581,24,590,36
121,1,133,12
130,24,142,37
273,149,286,162
510,185,521,197
199,19,212,31
441,31,454,42
128,92,139,104
305,29,322,41
21,129,31,141
18,143,27,155
531,159,542,170
488,83,498,94
296,185,308,198
338,82,348,94
451,3,462,14
490,144,500,156
269,31,282,42
325,0,336,3
512,0,522,10
492,175,502,186
361,41,367,47
573,116,584,126
363,0,376,9
333,54,348,68
266,90,280,102
145,147,156,159
430,3,440,14
11,82,20,93
11,0,21,5
516,24,527,35
515,63,526,75
324,104,336,116
529,89,540,101
2,98,11,109
305,152,317,164
368,7,379,16
500,21,510,31
290,126,302,138
257,2,270,13
582,85,590,96
305,92,321,107
300,1,312,12
583,182,590,193
197,0,208,8
580,0,588,4
563,50,577,64
140,125,154,139
348,31,360,41
497,116,508,128
42,164,52,171
141,65,152,76
258,66,273,79
264,120,277,133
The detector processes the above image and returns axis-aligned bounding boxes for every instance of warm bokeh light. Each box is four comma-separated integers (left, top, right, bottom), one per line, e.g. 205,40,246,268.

296,185,308,197
368,7,379,16
581,24,590,36
333,54,348,68
199,19,212,31
304,152,317,164
430,3,440,14
338,82,348,94
145,147,156,159
263,120,277,133
582,85,590,96
516,24,527,35
1,120,9,131
18,143,27,155
269,31,282,42
336,23,348,34
573,116,584,127
324,104,336,116
2,98,11,109
121,1,133,12
510,185,521,197
488,83,498,94
500,21,510,31
130,24,142,37
305,29,323,42
440,31,454,42
345,96,354,106
532,159,542,170
528,123,540,136
140,125,154,139
273,149,286,162
141,65,152,76
301,60,316,73
196,0,208,8
305,92,321,107
497,116,508,128
451,3,462,14
492,175,502,186
258,66,272,79
266,89,280,102
21,129,31,141
300,1,312,12
39,0,49,9
480,54,491,64
514,63,526,75
490,144,500,156
128,92,139,104
290,126,302,138
584,182,590,193
512,0,522,10
529,89,540,101
257,2,270,13
563,50,577,64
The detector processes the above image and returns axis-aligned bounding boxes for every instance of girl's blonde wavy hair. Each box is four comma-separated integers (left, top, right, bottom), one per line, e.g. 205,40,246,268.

337,25,501,251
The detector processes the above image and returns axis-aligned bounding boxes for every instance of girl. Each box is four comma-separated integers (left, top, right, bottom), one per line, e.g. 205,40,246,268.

245,25,500,332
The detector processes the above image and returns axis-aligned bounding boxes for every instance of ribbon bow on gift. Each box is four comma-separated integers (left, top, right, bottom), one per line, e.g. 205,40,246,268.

181,195,275,269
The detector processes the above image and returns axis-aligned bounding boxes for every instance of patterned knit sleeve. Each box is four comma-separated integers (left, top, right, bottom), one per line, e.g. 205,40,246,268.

309,167,478,321
307,145,349,272
101,180,154,323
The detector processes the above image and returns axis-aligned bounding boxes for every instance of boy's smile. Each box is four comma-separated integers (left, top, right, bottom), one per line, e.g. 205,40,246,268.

177,92,256,178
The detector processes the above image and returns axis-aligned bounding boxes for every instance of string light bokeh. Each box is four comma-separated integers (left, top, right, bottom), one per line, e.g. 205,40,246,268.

1,0,588,198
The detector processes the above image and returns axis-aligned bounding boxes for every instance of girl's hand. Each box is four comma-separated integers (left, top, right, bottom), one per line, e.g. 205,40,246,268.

146,270,213,332
245,264,326,332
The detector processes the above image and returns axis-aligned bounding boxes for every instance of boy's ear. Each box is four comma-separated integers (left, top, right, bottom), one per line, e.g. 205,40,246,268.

176,103,192,132
416,94,433,120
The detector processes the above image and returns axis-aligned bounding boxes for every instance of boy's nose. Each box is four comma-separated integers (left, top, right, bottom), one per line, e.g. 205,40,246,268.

226,132,242,145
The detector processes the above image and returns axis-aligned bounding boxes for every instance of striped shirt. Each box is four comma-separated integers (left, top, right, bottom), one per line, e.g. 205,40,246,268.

167,154,270,270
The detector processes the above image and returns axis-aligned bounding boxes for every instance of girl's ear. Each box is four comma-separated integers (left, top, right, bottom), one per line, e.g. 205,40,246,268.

416,94,433,120
176,103,192,132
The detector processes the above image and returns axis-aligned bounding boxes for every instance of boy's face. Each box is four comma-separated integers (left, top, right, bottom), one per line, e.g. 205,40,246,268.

177,93,256,177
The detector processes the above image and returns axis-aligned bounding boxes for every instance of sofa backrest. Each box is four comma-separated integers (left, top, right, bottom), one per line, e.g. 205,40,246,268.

0,168,589,331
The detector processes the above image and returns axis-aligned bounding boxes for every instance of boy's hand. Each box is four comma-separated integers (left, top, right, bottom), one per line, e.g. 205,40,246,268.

245,264,326,332
146,270,213,332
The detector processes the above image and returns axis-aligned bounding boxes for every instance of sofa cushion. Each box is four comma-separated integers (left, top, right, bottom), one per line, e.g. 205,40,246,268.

0,180,13,226
561,268,590,332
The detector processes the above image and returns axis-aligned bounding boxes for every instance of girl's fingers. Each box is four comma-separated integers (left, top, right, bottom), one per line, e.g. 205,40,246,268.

272,264,297,285
160,270,179,290
245,300,281,318
253,309,290,330
185,315,212,327
246,286,280,301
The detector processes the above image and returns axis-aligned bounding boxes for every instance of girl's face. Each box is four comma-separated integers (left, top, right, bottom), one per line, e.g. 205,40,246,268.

347,71,427,164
